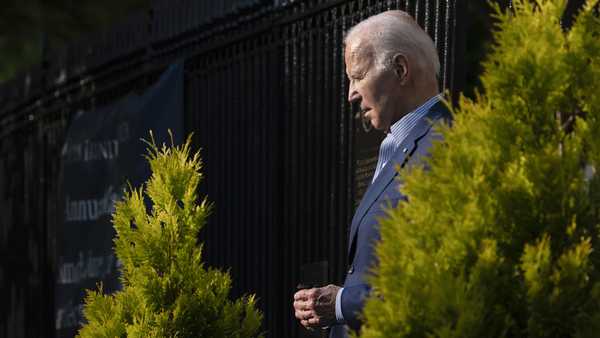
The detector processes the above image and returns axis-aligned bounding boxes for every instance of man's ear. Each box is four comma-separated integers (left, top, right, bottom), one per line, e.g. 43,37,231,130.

392,53,409,84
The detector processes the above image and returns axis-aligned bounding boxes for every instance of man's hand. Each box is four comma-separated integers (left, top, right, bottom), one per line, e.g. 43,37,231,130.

293,284,341,329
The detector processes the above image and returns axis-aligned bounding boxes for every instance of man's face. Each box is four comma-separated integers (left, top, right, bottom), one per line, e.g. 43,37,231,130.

344,39,402,132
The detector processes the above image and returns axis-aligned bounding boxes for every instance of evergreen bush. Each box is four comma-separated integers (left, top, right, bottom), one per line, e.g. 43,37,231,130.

360,1,600,337
77,133,263,338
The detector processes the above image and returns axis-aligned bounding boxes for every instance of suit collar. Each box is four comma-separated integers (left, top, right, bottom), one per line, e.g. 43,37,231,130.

347,102,449,258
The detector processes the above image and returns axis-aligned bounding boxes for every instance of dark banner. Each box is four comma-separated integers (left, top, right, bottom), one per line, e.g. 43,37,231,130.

353,114,385,208
55,62,183,337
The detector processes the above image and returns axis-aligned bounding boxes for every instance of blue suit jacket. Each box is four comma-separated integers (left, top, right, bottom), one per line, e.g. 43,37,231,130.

330,101,451,337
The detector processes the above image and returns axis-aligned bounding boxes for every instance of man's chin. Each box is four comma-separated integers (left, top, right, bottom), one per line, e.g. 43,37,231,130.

370,120,387,132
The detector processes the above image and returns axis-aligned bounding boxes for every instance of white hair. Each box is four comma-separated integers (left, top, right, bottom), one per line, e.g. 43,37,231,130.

344,10,440,78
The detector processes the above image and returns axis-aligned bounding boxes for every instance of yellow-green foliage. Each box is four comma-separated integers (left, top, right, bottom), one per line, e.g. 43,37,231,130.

360,1,600,337
77,133,263,338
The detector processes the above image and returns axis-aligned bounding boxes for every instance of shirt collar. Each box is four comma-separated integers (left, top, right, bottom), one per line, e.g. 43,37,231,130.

388,94,442,143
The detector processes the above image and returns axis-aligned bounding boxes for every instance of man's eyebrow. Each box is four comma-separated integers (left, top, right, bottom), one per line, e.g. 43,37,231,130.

350,63,366,75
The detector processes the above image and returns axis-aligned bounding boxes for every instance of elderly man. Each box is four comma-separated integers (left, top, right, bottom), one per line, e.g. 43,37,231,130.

292,10,451,337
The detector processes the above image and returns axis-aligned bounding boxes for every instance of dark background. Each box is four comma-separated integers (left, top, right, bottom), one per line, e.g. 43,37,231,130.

0,0,588,337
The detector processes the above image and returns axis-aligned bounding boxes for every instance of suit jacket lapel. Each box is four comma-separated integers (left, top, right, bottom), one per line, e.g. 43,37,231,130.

347,107,446,258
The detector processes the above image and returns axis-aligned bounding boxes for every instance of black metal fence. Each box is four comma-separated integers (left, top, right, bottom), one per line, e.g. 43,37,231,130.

0,1,465,337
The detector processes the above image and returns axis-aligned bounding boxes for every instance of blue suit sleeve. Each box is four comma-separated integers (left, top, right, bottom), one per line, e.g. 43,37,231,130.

340,283,371,330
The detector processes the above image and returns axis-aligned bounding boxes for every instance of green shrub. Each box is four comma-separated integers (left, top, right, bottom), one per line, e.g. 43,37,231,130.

360,1,600,337
77,133,263,338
